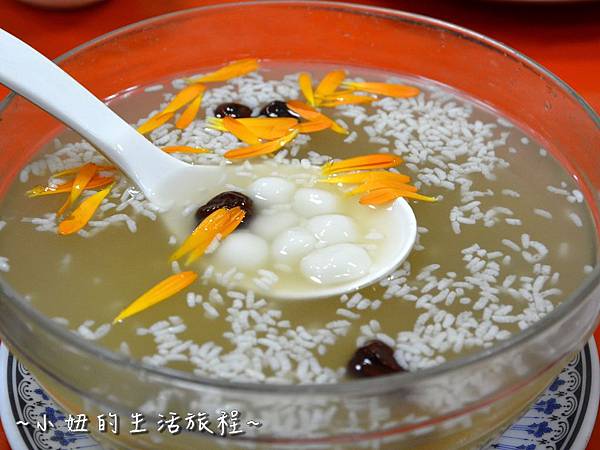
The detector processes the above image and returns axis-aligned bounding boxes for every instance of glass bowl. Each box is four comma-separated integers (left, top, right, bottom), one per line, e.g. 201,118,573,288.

0,2,598,449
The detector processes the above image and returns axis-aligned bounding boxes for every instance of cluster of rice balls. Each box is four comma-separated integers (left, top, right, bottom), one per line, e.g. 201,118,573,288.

213,176,372,285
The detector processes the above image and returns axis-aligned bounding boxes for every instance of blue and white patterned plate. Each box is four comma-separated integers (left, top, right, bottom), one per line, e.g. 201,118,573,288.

1,341,598,450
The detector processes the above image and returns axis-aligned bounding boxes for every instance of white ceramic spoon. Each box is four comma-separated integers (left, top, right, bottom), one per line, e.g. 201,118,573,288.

0,29,417,299
0,28,225,209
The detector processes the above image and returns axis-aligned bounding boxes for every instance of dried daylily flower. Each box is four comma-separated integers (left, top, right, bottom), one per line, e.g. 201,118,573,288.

224,129,299,160
286,101,348,135
314,70,346,100
112,271,198,323
298,72,315,106
322,154,402,175
162,146,211,154
186,58,259,84
343,81,420,98
359,188,437,205
58,183,114,235
57,163,98,216
222,117,262,145
176,88,205,129
27,175,114,198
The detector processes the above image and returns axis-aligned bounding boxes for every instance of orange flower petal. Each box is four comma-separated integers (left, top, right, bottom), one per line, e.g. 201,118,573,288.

162,146,211,154
112,271,198,323
67,162,98,200
137,111,175,135
26,184,61,197
286,101,348,135
222,117,262,145
315,70,346,100
57,163,98,216
322,154,402,175
240,118,298,140
348,179,418,196
206,117,227,131
187,59,259,84
137,84,205,134
249,126,293,140
184,208,246,265
80,176,115,190
85,175,115,189
298,72,315,106
51,164,115,179
170,208,230,261
321,89,355,99
237,117,298,128
209,117,299,140
220,207,246,239
344,81,420,98
320,94,376,107
286,100,322,121
358,189,399,206
27,175,114,198
294,119,332,133
359,188,438,205
184,234,219,266
58,183,114,235
329,121,349,135
319,171,411,185
163,84,206,115
224,129,298,160
175,89,205,129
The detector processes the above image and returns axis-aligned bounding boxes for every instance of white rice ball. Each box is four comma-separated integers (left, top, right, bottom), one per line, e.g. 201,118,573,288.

293,188,339,217
215,232,268,270
248,177,296,207
249,212,299,240
271,227,316,264
301,243,371,285
307,214,358,245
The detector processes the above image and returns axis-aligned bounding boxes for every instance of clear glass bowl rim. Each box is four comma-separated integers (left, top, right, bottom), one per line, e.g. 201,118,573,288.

0,0,598,396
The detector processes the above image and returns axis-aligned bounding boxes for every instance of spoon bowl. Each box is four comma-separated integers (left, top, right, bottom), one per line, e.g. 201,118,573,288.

162,164,418,300
265,197,417,300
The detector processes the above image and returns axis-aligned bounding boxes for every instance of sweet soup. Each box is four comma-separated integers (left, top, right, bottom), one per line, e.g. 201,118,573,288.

0,60,596,384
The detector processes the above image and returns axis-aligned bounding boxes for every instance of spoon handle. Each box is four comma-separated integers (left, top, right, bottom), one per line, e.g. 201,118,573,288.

0,28,183,203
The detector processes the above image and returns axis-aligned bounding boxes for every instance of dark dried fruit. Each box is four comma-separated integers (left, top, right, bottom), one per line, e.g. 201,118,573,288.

214,103,252,119
195,191,253,226
347,340,404,378
260,100,300,119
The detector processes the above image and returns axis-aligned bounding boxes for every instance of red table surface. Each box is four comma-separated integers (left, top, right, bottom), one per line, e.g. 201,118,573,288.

0,1,598,449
